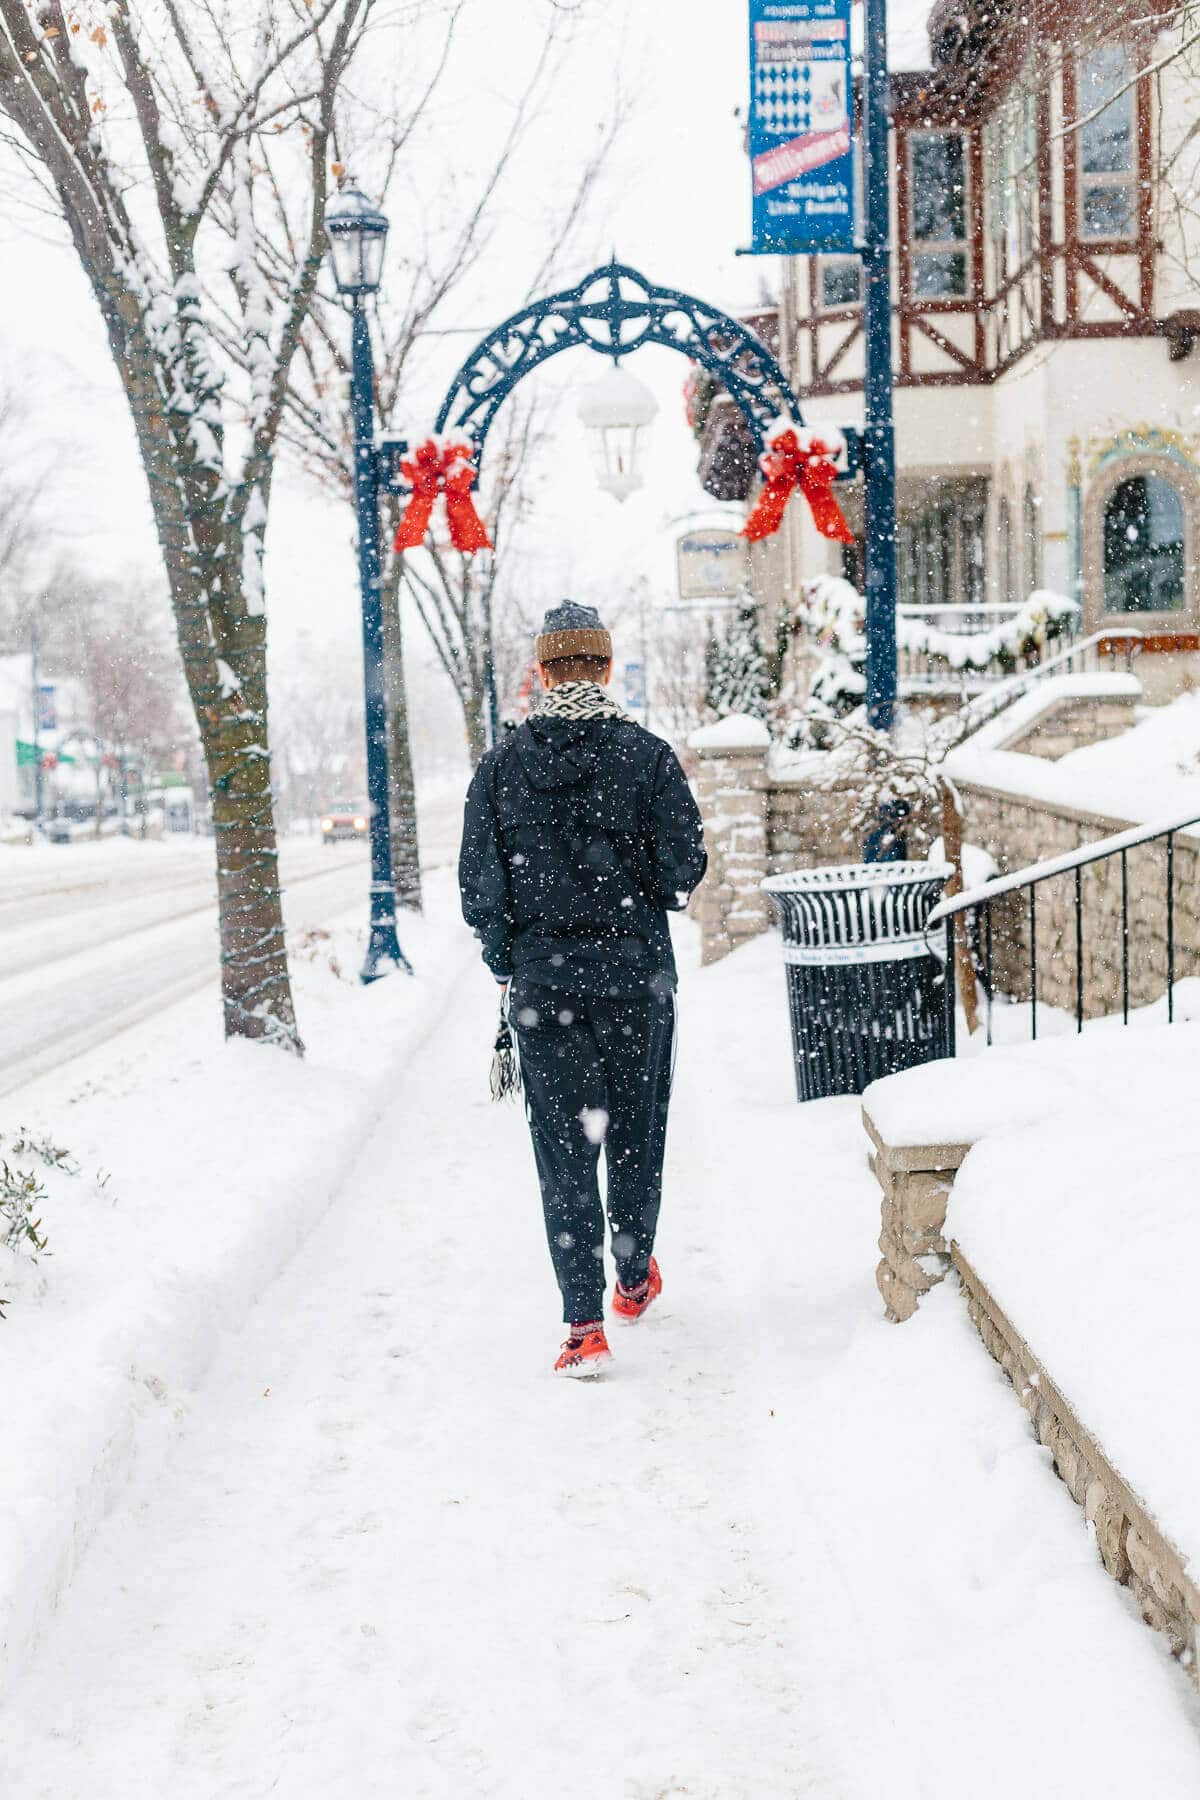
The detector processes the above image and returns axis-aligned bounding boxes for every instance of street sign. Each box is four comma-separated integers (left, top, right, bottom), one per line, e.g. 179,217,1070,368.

676,528,751,601
17,741,74,767
623,661,646,712
37,682,57,732
748,0,856,254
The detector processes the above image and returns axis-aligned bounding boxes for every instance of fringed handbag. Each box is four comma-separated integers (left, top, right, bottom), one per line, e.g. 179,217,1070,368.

490,1002,521,1102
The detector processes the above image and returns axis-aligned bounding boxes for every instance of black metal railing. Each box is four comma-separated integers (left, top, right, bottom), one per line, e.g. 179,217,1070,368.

927,807,1200,1047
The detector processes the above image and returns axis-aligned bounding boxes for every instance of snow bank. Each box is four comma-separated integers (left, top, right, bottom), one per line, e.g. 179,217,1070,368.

688,713,771,751
946,688,1200,830
0,876,474,1697
864,1018,1200,1148
867,1021,1200,1580
951,1037,1200,1584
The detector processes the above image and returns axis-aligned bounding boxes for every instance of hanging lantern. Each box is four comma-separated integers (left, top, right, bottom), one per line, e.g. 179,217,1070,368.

576,364,659,502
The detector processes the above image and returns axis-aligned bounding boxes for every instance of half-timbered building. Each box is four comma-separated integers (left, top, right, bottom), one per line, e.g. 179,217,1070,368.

699,0,1200,693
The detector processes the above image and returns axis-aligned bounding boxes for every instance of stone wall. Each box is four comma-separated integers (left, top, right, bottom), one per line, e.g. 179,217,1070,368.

955,1251,1200,1669
863,1099,1200,1679
688,724,772,966
958,781,1200,1017
690,722,939,965
1002,693,1138,760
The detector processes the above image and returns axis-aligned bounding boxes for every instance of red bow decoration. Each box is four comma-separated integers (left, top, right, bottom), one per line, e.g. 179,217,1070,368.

741,422,854,545
393,434,492,555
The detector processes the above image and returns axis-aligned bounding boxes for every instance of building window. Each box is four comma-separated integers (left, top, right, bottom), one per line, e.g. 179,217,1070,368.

985,76,1038,288
1102,474,1185,613
1077,46,1136,241
820,258,861,309
960,496,987,606
897,480,988,607
998,495,1014,602
910,132,968,298
1023,486,1042,592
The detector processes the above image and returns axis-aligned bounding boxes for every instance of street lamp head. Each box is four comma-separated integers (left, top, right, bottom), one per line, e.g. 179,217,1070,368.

324,186,389,298
575,364,659,503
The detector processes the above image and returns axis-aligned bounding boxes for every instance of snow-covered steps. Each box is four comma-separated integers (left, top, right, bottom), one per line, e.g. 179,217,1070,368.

863,1025,1200,1681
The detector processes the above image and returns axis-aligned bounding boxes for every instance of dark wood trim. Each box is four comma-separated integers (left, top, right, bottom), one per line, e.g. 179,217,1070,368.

901,297,979,317
1136,61,1155,314
817,318,863,383
910,311,979,372
969,125,987,365
896,120,912,377
1036,83,1054,332
1073,250,1145,321
1061,51,1080,318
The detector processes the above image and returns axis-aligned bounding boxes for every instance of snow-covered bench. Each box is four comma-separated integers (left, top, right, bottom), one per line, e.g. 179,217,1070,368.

863,1025,1200,1676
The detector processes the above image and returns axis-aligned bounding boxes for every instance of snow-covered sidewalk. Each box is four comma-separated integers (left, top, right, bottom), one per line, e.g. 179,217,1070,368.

3,927,1200,1796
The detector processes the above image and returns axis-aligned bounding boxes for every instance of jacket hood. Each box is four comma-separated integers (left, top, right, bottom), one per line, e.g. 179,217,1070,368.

514,714,612,792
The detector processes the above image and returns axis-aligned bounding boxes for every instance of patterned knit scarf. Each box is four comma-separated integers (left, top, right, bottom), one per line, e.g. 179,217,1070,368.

536,679,626,722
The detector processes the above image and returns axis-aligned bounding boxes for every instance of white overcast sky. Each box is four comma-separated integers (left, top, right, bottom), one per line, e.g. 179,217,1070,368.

0,0,931,684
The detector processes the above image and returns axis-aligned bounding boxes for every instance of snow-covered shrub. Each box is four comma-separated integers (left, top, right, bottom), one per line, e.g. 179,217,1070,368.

0,1130,77,1319
805,715,961,859
289,924,353,985
1,1165,49,1261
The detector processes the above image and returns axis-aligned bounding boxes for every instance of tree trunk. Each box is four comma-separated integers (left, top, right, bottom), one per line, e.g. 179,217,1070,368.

198,626,300,1048
381,577,422,911
111,299,301,1053
464,685,488,766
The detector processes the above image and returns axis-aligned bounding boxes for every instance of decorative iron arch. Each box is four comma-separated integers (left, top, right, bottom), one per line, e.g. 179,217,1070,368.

433,259,802,458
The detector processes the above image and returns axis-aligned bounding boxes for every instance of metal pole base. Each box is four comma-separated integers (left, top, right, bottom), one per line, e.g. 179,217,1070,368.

360,896,413,983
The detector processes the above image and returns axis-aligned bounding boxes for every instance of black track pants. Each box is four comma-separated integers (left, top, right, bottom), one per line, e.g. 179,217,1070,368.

509,981,676,1326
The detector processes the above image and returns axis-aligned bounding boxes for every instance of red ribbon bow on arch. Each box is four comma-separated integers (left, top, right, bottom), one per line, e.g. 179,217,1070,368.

741,421,854,545
393,434,492,555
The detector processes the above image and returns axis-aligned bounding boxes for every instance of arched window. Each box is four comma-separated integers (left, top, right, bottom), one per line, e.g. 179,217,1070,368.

1023,487,1041,593
998,495,1014,603
1102,474,1185,613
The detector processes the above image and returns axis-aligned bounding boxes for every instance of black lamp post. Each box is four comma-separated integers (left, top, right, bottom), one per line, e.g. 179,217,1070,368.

324,187,411,981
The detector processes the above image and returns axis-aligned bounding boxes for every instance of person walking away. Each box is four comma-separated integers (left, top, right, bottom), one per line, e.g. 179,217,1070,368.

459,602,707,1377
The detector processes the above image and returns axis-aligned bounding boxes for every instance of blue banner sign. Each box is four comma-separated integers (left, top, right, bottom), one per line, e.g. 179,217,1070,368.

748,0,856,254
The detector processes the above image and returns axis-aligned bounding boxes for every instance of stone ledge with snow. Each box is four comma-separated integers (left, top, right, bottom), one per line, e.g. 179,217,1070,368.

687,712,772,753
864,1022,1200,1671
945,686,1200,831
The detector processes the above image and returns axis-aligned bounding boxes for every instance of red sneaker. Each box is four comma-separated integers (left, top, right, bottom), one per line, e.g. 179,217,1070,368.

553,1326,613,1378
612,1257,662,1325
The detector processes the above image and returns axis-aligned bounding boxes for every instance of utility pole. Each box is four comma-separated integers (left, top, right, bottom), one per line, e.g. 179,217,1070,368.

778,255,801,636
861,0,898,745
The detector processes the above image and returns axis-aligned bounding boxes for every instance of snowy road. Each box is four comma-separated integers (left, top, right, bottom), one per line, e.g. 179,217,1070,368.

0,784,464,1096
0,846,368,1095
3,931,1199,1796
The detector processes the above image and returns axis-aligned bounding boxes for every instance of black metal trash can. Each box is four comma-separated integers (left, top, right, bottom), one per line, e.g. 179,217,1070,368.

761,862,954,1102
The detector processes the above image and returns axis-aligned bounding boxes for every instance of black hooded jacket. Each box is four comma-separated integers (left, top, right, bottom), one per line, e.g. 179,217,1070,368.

459,713,707,995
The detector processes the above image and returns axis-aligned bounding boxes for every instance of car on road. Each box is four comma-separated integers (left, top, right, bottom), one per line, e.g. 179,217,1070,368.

320,801,369,844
